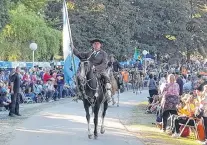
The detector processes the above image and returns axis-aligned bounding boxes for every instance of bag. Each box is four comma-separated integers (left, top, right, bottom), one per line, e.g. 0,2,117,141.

179,125,190,137
156,107,162,123
197,119,206,141
195,108,204,119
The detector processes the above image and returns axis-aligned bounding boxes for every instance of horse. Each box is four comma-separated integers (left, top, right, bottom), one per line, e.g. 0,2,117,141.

77,60,108,139
131,68,142,94
106,67,122,107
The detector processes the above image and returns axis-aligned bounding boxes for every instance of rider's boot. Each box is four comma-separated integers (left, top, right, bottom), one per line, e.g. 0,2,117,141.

105,83,112,103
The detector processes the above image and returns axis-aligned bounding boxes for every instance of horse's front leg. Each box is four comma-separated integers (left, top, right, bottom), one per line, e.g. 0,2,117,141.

93,104,100,139
101,101,108,134
83,100,93,139
132,82,135,93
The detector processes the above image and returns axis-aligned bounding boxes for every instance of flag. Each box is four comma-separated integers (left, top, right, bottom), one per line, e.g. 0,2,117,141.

64,55,80,86
63,0,72,60
133,47,140,60
63,0,80,85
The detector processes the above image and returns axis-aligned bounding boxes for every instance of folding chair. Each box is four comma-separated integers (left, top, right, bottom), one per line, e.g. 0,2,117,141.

179,117,198,139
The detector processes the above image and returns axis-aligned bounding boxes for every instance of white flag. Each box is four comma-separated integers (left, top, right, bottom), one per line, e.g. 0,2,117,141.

63,0,73,61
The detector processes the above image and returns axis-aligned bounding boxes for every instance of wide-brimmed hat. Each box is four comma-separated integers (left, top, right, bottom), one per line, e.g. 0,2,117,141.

90,38,104,44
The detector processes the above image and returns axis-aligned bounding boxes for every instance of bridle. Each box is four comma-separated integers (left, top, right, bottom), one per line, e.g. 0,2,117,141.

79,60,98,91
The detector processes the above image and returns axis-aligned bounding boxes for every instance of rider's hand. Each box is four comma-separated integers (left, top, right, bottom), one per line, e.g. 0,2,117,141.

92,65,96,70
71,45,75,50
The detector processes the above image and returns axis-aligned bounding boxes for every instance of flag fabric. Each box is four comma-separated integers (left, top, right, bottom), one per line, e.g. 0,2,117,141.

63,0,80,85
63,0,72,60
133,47,140,60
64,55,80,86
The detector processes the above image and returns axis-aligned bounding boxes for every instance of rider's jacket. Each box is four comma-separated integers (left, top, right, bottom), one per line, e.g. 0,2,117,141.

73,48,108,73
108,61,122,72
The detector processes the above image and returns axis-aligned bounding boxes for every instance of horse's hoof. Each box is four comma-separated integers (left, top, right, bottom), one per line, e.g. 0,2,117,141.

100,127,105,134
94,135,98,139
88,134,93,139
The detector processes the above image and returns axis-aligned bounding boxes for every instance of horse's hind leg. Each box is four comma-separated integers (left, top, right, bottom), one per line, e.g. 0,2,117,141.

136,83,139,95
93,104,100,139
101,101,108,134
117,89,120,107
139,83,142,93
84,101,93,139
132,82,135,93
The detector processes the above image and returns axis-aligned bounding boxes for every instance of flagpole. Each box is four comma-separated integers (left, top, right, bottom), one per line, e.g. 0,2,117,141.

63,0,81,99
63,0,77,75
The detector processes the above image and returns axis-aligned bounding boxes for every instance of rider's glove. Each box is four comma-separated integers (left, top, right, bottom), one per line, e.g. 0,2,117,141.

92,65,96,71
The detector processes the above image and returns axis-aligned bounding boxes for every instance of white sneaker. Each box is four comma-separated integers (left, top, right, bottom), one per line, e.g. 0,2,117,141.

172,133,179,138
199,140,207,145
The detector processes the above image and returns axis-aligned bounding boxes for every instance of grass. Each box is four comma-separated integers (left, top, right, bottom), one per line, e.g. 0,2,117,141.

126,102,201,145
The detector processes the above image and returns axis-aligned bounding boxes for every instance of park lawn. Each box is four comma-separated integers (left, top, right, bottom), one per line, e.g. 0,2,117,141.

128,102,200,145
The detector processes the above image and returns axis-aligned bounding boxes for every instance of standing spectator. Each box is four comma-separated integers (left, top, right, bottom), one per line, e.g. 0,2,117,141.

147,74,158,103
175,72,183,96
9,67,21,117
56,70,64,98
159,74,167,94
43,70,51,84
39,68,45,80
161,74,180,132
183,77,193,93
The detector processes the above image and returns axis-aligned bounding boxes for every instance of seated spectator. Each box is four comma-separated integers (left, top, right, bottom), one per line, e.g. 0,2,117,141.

0,82,11,107
197,84,207,144
45,79,55,101
171,94,196,138
33,80,44,103
146,95,160,114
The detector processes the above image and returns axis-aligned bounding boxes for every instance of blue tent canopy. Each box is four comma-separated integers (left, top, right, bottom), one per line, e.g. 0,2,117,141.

0,61,12,68
146,54,155,59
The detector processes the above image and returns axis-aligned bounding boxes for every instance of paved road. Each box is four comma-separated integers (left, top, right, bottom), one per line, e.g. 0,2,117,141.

9,90,148,145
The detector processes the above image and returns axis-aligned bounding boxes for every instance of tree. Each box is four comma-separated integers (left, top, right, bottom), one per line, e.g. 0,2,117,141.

0,0,9,31
0,4,61,61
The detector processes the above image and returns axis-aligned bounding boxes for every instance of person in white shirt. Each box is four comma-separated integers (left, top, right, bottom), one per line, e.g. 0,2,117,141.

45,79,55,101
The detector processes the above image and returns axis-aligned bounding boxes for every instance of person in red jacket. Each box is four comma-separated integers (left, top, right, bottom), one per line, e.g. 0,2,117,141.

43,70,51,84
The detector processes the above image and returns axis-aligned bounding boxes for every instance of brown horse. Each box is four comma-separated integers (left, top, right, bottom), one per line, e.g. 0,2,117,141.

107,67,120,107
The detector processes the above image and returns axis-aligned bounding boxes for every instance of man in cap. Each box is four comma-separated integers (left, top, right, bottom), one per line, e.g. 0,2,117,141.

73,38,112,102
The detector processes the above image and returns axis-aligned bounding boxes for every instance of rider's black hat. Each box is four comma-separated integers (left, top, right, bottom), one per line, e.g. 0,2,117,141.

90,38,104,44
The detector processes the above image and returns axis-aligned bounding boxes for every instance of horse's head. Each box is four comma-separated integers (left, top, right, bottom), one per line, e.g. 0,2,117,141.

78,60,93,83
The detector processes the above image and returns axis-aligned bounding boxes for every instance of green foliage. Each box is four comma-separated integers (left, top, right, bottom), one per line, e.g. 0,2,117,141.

10,0,48,13
0,0,9,31
1,0,207,61
0,4,61,61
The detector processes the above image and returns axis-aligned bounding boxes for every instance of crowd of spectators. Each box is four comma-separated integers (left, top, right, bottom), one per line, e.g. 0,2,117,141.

145,63,207,144
0,66,76,115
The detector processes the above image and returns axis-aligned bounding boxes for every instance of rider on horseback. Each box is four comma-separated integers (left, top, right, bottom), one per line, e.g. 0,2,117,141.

108,54,122,72
73,38,112,102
